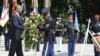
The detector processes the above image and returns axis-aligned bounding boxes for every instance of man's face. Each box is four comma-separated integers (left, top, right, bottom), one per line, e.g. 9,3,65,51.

67,15,73,23
43,13,48,19
58,19,61,22
16,6,23,13
94,14,100,21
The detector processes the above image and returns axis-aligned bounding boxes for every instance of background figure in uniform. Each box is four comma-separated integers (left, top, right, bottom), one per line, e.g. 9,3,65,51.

90,13,100,56
8,5,24,56
55,17,63,52
42,8,55,56
64,13,77,56
4,23,10,51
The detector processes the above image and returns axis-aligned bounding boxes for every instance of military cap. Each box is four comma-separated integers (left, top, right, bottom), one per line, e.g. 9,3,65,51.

42,8,50,14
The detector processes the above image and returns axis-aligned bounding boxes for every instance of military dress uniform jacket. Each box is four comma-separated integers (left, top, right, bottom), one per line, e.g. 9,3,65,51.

64,22,76,41
90,20,100,35
55,22,63,37
43,16,55,43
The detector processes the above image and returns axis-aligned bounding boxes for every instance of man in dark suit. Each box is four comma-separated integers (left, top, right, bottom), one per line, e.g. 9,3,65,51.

8,5,24,56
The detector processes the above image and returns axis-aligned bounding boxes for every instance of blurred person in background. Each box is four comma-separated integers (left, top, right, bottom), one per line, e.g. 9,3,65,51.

55,17,63,52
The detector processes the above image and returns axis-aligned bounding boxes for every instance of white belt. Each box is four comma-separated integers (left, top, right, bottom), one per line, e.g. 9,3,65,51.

92,32,100,36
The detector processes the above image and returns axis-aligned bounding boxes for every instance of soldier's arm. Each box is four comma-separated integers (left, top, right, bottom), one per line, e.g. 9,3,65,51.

48,18,55,29
89,22,96,35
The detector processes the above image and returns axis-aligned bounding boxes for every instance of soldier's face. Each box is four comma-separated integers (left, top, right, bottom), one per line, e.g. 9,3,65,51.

68,15,73,19
67,15,73,23
94,14,99,21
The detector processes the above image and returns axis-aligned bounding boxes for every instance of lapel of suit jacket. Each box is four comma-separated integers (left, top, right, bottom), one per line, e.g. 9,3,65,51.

15,12,23,25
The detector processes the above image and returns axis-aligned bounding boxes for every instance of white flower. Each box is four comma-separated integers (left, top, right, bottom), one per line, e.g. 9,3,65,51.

35,39,38,42
37,14,40,18
31,30,33,32
32,38,38,42
33,24,35,26
30,20,32,23
35,20,38,22
32,38,35,40
33,34,35,36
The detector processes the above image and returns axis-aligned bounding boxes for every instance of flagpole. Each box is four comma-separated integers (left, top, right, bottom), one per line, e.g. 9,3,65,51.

44,0,51,8
33,0,38,15
4,0,8,7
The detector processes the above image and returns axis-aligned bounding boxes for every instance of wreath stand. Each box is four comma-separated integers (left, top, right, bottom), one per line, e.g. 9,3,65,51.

80,19,100,56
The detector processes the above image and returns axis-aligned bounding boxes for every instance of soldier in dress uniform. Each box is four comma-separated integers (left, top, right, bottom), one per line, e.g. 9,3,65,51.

42,8,55,56
90,13,100,56
64,13,78,56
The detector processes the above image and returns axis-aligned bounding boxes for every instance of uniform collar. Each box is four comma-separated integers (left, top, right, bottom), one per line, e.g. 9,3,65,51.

68,22,73,24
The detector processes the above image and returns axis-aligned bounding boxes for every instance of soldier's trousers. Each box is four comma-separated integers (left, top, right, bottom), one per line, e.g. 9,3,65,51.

36,41,40,51
94,47,100,56
68,40,76,56
42,42,55,56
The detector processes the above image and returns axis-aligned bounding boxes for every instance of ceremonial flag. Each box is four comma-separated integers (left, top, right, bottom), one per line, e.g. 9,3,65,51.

12,0,17,15
31,0,34,8
31,0,38,14
31,0,38,8
0,7,9,27
0,0,9,27
4,0,8,7
44,0,51,8
74,10,79,32
73,10,80,42
24,0,27,12
34,0,38,8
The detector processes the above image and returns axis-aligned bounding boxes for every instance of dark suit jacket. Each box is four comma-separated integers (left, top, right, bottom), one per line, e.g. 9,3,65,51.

10,13,24,40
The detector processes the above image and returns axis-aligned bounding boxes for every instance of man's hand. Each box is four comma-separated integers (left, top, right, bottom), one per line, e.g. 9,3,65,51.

46,24,49,27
